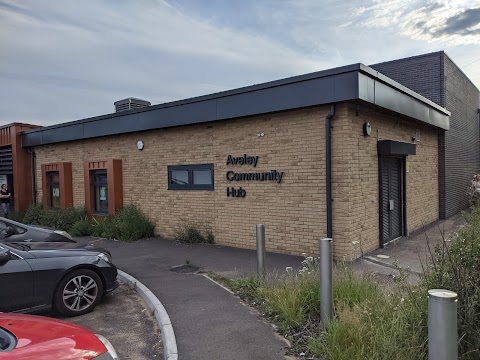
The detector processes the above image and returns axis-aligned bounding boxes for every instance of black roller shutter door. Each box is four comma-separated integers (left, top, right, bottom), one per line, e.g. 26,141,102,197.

381,157,403,243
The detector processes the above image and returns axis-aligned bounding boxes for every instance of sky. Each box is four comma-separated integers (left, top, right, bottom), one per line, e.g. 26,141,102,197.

0,0,479,126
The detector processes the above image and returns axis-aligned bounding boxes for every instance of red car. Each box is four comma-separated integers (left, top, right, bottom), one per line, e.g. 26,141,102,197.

0,313,118,360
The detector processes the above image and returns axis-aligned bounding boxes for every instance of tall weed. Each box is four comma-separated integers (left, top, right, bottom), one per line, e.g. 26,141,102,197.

423,206,480,359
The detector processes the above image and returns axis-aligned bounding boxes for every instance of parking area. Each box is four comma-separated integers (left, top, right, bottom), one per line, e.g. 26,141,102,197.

50,283,163,360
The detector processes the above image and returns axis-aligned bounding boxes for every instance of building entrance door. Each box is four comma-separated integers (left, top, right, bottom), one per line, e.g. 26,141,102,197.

380,157,403,245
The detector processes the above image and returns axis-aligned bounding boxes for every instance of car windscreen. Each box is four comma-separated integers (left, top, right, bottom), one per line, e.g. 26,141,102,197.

0,242,20,251
0,327,16,352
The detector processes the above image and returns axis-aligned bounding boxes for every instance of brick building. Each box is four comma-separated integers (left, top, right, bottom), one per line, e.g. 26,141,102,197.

16,62,452,260
371,51,480,219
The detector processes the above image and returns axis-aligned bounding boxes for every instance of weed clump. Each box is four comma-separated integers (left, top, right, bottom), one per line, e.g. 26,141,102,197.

174,219,214,244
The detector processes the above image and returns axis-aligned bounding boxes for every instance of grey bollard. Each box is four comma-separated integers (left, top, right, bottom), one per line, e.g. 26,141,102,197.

428,289,458,360
320,237,333,325
256,224,266,277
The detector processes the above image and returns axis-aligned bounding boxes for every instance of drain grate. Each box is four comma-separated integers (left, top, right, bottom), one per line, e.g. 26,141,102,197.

170,264,200,273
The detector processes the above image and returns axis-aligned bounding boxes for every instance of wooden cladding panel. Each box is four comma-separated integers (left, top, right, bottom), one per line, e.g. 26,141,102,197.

84,159,123,217
87,161,108,170
41,162,73,209
0,127,12,147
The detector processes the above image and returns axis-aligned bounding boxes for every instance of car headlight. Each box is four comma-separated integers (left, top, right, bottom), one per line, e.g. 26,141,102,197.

97,252,112,263
53,230,73,241
94,334,119,360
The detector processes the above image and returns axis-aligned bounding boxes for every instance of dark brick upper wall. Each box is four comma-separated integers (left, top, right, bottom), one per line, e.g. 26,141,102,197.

371,51,480,219
443,54,480,217
371,52,444,106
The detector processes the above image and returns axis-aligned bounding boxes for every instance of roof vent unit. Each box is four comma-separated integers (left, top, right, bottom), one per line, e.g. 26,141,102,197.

114,98,151,113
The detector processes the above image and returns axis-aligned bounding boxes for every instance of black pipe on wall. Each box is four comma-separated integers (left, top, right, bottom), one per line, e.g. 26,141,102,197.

325,104,336,238
28,147,37,206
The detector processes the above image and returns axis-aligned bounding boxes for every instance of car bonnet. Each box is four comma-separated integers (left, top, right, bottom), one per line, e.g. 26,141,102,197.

0,314,106,360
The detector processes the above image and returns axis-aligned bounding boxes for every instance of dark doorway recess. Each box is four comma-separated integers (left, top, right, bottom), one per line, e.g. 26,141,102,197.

379,157,405,245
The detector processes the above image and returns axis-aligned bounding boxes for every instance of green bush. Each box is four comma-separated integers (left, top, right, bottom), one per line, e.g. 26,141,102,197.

174,219,214,244
6,210,25,223
69,217,94,236
23,204,44,225
112,205,155,241
20,204,153,242
22,205,85,231
91,216,117,239
54,207,85,231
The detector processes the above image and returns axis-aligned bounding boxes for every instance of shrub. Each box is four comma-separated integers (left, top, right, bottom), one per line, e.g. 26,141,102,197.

22,205,85,231
111,205,155,241
53,207,85,231
91,216,116,239
23,204,44,225
69,217,94,236
174,219,214,244
6,210,24,223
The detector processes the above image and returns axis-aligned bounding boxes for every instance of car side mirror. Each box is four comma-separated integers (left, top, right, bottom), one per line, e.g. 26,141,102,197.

0,249,11,265
5,226,16,236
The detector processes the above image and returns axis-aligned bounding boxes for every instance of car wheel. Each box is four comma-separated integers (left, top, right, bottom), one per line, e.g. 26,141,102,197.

53,269,104,316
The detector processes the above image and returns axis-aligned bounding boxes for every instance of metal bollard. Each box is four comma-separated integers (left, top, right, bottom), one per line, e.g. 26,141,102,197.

320,237,333,325
428,289,458,360
256,224,266,277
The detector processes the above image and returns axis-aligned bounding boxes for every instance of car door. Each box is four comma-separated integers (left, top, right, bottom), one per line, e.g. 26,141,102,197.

0,246,34,312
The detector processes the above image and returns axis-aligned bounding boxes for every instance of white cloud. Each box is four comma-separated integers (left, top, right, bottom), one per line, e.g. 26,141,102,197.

353,0,480,45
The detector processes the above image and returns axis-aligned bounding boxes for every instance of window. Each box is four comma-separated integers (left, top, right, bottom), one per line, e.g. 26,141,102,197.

168,164,214,190
92,170,108,214
47,171,60,209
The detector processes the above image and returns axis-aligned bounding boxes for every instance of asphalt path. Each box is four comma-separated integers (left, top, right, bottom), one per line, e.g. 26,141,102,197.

75,237,298,360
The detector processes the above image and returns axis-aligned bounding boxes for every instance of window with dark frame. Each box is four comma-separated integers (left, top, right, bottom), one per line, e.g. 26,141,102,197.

168,164,214,190
47,171,60,209
92,170,108,214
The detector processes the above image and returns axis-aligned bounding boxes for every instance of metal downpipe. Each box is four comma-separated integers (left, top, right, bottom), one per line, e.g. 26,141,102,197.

326,104,336,238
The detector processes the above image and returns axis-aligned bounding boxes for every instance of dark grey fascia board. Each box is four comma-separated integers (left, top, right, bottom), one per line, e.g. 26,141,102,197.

378,140,416,156
22,63,450,147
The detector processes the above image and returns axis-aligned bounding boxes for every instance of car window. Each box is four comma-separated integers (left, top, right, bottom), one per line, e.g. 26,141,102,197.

0,222,7,238
12,224,26,235
0,327,16,351
0,221,26,237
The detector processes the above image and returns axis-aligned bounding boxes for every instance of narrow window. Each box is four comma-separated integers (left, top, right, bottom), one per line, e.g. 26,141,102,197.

168,164,214,190
47,171,60,209
92,170,108,214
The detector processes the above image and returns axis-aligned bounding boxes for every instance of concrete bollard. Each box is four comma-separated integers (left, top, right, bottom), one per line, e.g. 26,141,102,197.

320,237,333,325
256,224,266,277
428,289,458,360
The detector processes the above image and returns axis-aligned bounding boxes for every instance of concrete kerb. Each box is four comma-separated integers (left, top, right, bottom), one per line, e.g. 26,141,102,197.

117,270,178,360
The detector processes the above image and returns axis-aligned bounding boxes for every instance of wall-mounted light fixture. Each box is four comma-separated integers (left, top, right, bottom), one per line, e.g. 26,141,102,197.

363,122,372,136
137,140,145,150
257,132,265,137
412,129,421,142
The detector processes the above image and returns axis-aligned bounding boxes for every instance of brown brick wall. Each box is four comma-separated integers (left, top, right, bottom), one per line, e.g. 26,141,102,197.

35,107,328,256
334,104,439,259
34,103,439,259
